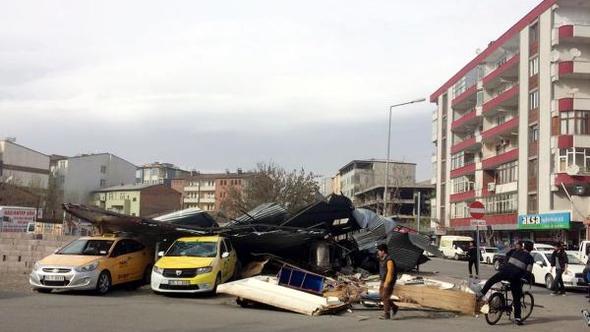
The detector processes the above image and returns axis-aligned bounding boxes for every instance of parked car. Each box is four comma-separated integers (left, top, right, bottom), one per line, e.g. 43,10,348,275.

151,235,238,294
480,247,499,264
29,235,153,294
534,243,555,252
439,235,474,260
530,250,587,289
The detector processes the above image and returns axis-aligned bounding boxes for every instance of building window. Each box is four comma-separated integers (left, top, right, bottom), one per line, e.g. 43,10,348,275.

485,193,517,214
529,124,539,143
100,179,107,188
557,148,590,174
100,165,107,174
496,161,518,184
529,90,539,110
560,111,590,135
495,114,506,126
528,159,538,178
451,202,469,218
476,90,484,107
451,176,474,194
530,22,539,44
528,194,538,213
450,151,475,170
529,56,539,77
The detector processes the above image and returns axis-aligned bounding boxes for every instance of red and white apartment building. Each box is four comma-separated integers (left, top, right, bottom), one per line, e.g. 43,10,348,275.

431,0,590,245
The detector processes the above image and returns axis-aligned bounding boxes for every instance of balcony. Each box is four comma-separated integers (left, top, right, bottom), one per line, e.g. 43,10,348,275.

452,85,477,110
557,97,590,112
483,54,520,89
558,60,590,79
451,109,479,131
558,24,590,43
450,163,476,178
481,117,519,141
482,148,519,170
450,137,478,154
483,84,519,114
450,190,475,203
555,173,590,186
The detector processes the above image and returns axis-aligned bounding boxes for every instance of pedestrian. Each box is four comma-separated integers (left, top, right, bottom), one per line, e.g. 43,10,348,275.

377,243,399,320
476,240,534,326
584,257,590,301
467,241,479,278
550,242,568,296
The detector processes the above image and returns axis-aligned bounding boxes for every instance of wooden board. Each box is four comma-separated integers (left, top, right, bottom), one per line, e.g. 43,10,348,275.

393,284,476,315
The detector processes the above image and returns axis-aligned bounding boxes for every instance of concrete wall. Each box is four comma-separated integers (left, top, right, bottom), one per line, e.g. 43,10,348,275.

0,232,76,290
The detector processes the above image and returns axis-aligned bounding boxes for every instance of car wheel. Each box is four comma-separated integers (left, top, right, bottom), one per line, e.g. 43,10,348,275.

34,288,52,293
454,254,459,260
142,265,152,285
494,260,501,271
545,274,554,290
96,271,111,295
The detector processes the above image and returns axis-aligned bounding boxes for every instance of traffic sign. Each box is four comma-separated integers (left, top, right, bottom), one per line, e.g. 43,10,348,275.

470,219,486,227
469,201,485,219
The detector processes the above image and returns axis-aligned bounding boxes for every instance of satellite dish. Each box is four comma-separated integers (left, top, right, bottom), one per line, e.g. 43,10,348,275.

570,48,582,58
551,50,561,62
567,164,581,176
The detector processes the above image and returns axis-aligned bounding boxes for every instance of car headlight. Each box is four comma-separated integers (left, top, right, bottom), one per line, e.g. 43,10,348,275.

33,262,41,271
196,267,213,275
153,266,164,275
75,261,99,272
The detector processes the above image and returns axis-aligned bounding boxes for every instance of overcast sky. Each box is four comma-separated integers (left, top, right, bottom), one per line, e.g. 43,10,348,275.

1,0,541,180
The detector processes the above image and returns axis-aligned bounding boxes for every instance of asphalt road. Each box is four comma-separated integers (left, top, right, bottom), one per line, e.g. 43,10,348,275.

1,258,589,332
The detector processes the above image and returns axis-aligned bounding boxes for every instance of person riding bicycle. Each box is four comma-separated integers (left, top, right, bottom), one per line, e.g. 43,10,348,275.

476,240,534,326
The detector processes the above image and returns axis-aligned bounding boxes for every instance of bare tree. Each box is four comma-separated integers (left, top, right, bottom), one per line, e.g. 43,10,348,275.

219,162,320,218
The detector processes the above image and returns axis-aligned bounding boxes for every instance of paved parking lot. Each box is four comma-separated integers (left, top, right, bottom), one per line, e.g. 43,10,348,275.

1,258,589,332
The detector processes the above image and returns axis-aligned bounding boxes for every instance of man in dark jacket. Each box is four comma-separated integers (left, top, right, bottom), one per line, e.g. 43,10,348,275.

550,242,569,295
377,243,398,320
467,241,479,278
477,241,534,326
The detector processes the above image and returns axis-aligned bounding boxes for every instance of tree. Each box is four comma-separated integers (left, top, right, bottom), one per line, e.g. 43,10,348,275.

219,162,320,218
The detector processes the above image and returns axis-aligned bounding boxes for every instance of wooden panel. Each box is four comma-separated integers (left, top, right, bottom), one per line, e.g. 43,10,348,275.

394,285,476,315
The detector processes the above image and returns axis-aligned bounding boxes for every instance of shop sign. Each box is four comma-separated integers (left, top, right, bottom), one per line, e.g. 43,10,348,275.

518,212,571,230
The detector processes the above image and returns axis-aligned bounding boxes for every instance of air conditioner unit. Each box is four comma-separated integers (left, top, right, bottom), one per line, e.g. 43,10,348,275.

566,165,581,176
488,182,496,192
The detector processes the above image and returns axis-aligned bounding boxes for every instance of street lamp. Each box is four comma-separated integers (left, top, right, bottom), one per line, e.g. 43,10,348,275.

383,97,426,217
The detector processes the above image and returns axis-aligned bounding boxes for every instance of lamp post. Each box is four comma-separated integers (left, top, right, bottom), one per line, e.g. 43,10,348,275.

383,97,426,217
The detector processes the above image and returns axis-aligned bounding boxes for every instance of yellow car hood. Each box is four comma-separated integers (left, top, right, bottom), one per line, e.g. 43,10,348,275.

156,256,215,269
40,254,101,267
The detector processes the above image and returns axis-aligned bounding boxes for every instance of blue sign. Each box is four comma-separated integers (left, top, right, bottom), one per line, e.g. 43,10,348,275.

518,212,571,230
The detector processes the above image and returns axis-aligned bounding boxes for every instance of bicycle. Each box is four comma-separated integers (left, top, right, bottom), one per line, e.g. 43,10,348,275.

484,280,534,325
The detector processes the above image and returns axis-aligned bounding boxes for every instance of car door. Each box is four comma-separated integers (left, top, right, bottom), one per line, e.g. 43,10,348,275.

220,240,231,281
110,240,133,285
126,240,147,281
224,239,237,280
531,253,545,284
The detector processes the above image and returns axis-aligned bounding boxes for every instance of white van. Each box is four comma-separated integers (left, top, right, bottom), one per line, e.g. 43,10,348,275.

439,235,474,260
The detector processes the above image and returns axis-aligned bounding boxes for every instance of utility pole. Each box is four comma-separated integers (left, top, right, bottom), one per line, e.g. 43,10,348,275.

417,191,421,234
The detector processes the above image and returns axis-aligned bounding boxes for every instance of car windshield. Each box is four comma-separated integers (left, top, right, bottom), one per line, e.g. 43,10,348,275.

57,239,114,256
165,241,217,257
567,254,583,265
454,241,471,250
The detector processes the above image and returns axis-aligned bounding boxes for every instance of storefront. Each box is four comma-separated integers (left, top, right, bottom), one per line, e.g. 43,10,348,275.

517,211,579,246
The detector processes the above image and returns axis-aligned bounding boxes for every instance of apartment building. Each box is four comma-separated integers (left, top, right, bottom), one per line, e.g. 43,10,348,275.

337,160,433,221
181,170,251,212
136,162,189,186
53,153,136,205
92,183,180,217
431,0,590,245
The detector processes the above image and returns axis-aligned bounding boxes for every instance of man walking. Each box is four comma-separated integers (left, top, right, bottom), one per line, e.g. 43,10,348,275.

550,242,568,295
467,241,479,278
377,243,399,319
476,241,534,326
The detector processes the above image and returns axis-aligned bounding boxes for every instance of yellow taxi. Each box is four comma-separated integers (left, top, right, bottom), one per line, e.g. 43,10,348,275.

29,235,154,294
151,235,238,294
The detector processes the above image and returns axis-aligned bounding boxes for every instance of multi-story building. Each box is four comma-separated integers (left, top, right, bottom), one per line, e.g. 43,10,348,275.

53,153,136,205
0,139,50,190
181,170,251,212
92,183,181,217
135,162,189,186
337,160,433,221
431,0,590,245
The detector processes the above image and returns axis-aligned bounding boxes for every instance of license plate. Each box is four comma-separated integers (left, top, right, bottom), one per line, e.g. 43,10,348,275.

169,280,190,286
45,275,65,281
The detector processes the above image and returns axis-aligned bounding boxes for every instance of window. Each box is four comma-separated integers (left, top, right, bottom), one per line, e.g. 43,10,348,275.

476,90,484,107
100,165,107,174
557,148,590,174
100,179,107,188
528,159,538,177
530,22,539,44
495,114,506,126
528,194,538,213
485,193,517,214
529,90,539,110
529,57,539,77
451,202,469,218
452,176,474,194
560,111,590,135
450,151,475,170
529,124,539,143
496,161,518,184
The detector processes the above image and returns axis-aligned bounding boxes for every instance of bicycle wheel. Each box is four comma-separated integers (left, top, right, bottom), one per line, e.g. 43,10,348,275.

485,293,505,325
520,292,534,321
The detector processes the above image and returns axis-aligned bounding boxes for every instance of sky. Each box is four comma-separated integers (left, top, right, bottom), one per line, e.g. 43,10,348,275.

0,0,542,181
